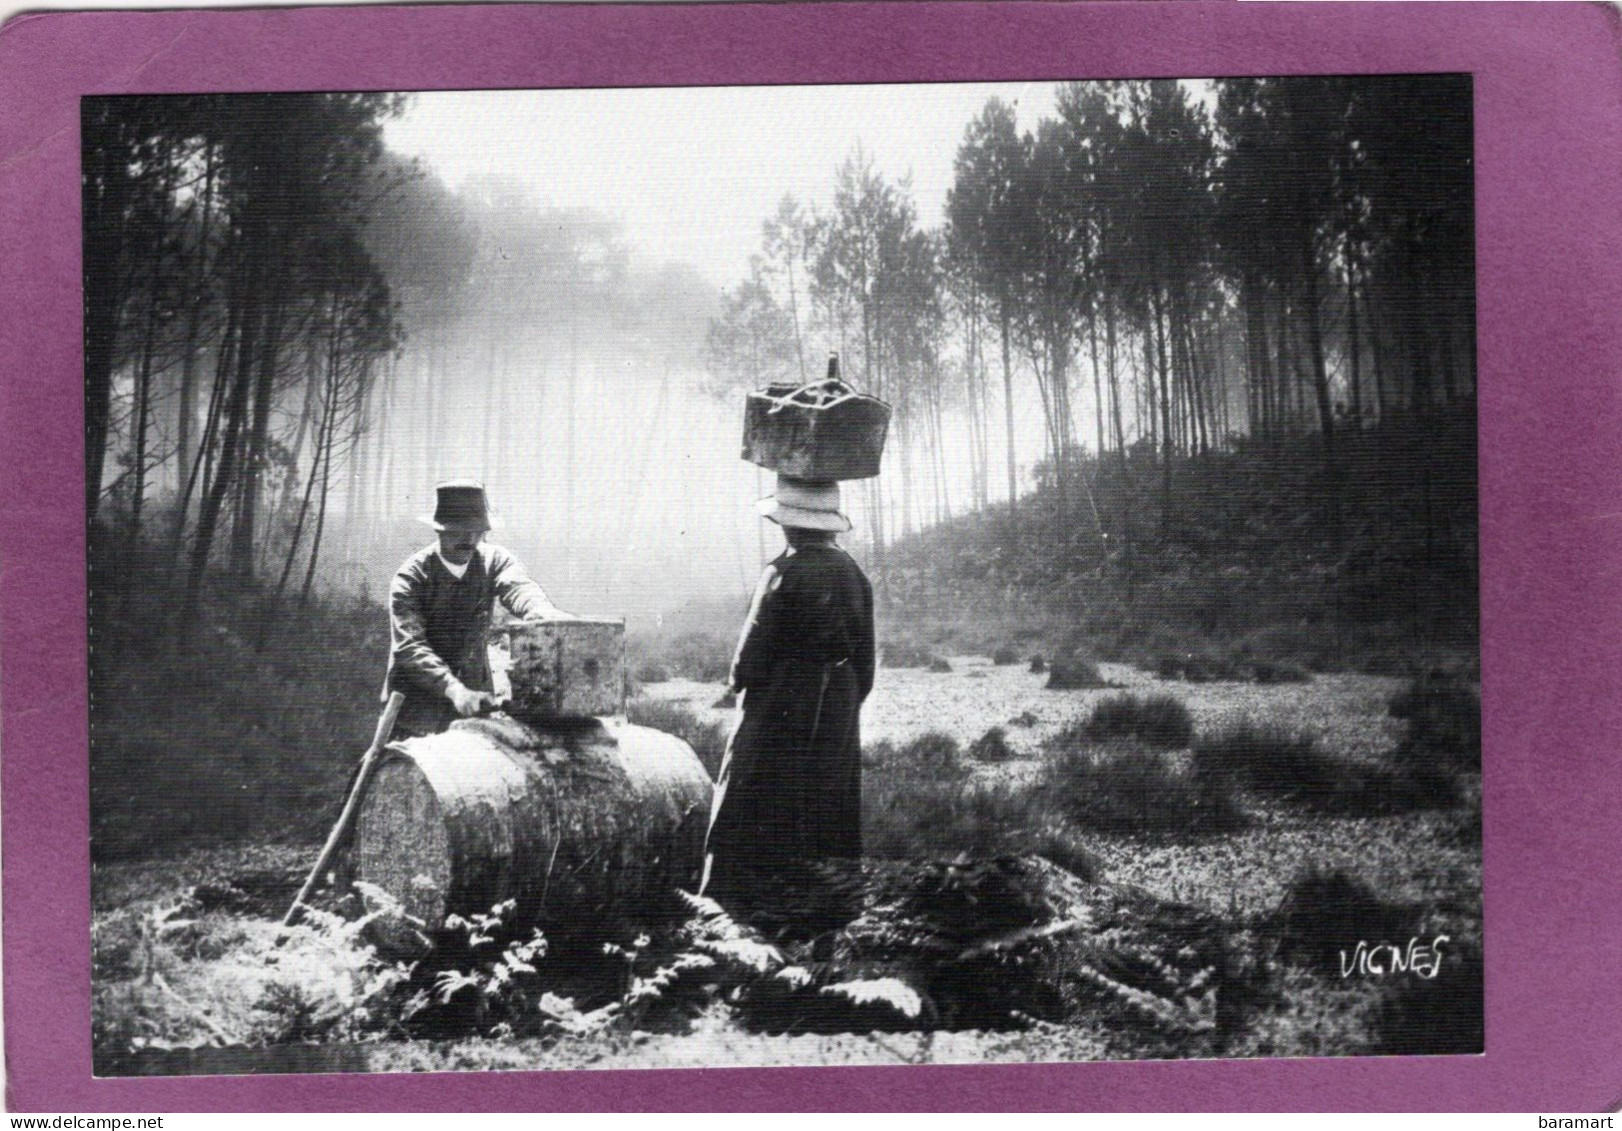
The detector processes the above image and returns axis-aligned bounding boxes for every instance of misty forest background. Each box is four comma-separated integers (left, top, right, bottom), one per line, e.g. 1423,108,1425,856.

86,78,1476,861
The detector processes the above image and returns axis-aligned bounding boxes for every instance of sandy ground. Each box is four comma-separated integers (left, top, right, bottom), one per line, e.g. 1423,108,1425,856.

642,658,1410,763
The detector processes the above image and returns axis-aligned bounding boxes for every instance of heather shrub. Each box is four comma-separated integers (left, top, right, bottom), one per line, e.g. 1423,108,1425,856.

1082,693,1194,750
1194,723,1343,801
863,732,966,780
1271,867,1418,975
862,771,1101,882
1155,648,1243,683
1045,738,1245,838
1045,657,1111,691
967,726,1018,762
1244,658,1313,685
992,647,1020,666
1195,721,1459,817
1233,623,1337,674
1390,673,1481,770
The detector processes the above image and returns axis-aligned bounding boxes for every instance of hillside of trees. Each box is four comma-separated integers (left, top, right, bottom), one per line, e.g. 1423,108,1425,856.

876,404,1477,678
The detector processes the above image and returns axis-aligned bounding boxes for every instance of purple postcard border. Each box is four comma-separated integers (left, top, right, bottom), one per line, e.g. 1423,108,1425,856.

3,0,1621,1112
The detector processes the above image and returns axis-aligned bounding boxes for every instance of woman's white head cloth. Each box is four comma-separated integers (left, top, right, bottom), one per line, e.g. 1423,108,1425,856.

755,475,852,532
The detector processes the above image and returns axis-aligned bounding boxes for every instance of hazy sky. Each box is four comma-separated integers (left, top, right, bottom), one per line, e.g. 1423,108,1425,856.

385,82,1064,291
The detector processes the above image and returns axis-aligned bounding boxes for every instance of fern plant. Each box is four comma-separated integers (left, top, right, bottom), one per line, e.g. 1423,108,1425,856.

429,898,551,1034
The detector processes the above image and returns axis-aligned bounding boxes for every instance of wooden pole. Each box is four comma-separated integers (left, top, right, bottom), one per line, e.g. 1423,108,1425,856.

282,691,405,928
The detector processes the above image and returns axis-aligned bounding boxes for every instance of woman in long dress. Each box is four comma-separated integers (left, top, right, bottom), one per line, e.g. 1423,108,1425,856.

703,476,876,906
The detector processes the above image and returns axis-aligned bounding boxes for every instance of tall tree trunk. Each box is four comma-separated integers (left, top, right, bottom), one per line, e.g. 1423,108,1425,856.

977,304,992,507
175,144,218,501
184,200,271,629
174,287,238,565
1105,296,1124,455
273,390,328,607
1104,290,1134,601
963,309,985,511
1000,302,1016,514
785,253,807,382
1301,234,1342,547
83,103,134,530
1088,314,1104,457
300,409,338,606
1246,280,1272,438
1347,267,1363,427
231,269,290,580
124,271,162,594
1152,288,1174,520
1431,274,1460,405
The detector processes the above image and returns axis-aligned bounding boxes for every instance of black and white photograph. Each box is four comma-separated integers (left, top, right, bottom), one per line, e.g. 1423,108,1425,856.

86,75,1481,1076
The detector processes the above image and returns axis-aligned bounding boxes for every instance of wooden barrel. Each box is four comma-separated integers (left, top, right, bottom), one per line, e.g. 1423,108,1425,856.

353,714,713,955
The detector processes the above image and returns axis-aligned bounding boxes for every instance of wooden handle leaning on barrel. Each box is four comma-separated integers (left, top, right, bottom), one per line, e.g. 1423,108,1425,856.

282,691,406,928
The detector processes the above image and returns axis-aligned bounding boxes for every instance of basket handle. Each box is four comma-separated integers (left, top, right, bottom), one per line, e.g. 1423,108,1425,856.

762,377,863,414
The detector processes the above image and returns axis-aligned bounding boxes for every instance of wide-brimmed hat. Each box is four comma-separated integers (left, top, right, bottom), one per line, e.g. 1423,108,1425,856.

755,475,851,532
417,480,499,531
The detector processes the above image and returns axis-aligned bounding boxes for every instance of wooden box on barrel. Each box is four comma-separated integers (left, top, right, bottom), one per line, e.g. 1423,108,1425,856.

503,616,625,721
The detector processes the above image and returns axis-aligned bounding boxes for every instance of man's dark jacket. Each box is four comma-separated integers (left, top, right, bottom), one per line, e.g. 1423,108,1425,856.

384,542,555,736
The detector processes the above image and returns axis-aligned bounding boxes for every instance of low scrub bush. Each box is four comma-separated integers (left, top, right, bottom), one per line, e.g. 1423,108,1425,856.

1195,723,1343,801
626,698,729,780
93,890,417,1055
1155,648,1244,683
1028,656,1047,674
1044,738,1245,838
1195,721,1460,817
1357,648,1420,678
928,657,953,674
1045,657,1112,691
863,770,1101,881
967,726,1018,762
1271,866,1419,976
864,732,965,780
627,629,733,684
1390,673,1481,770
992,647,1020,666
1081,694,1194,750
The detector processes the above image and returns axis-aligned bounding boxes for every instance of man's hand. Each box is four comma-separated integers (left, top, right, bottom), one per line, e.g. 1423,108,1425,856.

520,608,581,623
447,682,495,718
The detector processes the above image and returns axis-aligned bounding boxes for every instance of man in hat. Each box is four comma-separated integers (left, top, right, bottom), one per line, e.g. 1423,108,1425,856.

384,479,573,737
703,475,875,906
